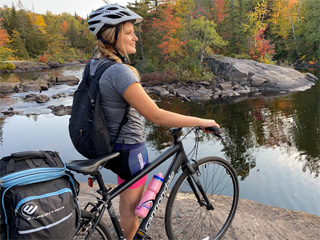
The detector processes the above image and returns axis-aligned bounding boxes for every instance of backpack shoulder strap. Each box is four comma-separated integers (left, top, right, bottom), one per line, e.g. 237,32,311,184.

112,103,130,146
83,60,116,86
92,60,117,83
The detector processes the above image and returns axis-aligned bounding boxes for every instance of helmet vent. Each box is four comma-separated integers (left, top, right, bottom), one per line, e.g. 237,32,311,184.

89,13,100,18
88,20,101,25
104,14,122,19
120,11,131,16
106,7,119,10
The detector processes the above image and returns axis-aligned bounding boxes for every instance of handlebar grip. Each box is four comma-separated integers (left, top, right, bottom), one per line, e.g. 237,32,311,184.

205,126,221,134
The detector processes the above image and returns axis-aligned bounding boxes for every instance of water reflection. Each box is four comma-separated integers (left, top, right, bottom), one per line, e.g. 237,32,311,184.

150,78,319,180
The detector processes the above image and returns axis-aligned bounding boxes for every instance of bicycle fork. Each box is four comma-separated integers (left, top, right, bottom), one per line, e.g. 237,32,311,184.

185,163,214,210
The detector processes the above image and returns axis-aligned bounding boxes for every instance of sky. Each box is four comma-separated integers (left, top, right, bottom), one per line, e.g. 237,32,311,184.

1,0,133,18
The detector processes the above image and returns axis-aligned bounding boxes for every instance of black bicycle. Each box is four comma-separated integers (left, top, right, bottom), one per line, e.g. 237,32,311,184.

68,127,239,240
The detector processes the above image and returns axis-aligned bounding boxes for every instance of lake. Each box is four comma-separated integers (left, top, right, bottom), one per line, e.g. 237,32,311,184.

0,65,319,216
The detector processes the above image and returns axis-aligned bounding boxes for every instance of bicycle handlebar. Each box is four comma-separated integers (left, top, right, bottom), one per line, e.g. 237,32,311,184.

191,126,222,140
205,126,221,134
204,126,222,140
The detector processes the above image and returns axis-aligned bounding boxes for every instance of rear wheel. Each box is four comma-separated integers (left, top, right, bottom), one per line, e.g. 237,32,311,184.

165,157,239,240
73,210,113,240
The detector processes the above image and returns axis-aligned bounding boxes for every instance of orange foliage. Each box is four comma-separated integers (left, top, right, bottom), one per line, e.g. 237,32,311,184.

152,2,186,59
212,0,228,23
61,21,68,34
0,19,10,47
249,26,275,62
38,54,48,63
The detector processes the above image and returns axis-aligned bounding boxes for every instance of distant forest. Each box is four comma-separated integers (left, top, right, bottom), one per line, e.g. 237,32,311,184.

0,0,319,80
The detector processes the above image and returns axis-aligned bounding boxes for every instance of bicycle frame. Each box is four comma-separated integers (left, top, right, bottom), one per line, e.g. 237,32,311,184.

82,128,213,240
110,141,186,239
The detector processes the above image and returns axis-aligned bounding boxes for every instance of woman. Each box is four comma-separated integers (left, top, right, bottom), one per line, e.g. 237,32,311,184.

87,4,220,239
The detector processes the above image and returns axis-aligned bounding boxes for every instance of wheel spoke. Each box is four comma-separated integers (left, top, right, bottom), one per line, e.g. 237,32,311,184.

73,210,112,240
165,157,239,240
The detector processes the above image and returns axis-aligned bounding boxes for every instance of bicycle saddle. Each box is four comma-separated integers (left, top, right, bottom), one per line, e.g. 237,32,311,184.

66,152,120,174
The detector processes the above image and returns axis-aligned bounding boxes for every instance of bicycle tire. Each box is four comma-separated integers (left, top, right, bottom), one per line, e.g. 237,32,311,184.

165,157,239,240
73,210,113,240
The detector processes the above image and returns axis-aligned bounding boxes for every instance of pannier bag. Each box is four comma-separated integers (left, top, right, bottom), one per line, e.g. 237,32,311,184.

0,150,80,239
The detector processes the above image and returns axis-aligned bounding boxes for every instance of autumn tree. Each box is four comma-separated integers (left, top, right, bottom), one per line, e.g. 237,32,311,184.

211,0,228,24
67,20,78,47
152,1,186,61
217,0,252,57
23,12,47,58
188,16,227,63
268,0,304,61
2,4,17,35
10,30,29,59
42,11,66,60
79,21,96,56
243,0,275,62
0,17,13,60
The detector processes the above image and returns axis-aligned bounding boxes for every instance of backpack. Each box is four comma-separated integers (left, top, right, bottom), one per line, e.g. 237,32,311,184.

69,60,129,159
0,150,80,239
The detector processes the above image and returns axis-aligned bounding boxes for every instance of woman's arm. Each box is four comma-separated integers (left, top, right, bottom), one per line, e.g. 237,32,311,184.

123,82,220,129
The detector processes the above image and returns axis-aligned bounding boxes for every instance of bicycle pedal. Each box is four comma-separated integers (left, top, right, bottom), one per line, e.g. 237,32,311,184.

136,229,152,239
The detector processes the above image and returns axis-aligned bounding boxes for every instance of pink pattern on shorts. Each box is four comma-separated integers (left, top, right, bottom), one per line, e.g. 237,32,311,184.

117,174,148,189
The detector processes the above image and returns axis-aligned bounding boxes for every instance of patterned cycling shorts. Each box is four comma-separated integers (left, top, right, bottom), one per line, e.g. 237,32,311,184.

107,142,149,189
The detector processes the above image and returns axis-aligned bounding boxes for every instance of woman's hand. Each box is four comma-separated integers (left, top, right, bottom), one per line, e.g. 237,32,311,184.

199,119,220,134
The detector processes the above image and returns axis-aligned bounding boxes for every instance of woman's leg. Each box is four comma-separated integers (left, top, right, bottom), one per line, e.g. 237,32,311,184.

114,142,149,239
119,183,145,239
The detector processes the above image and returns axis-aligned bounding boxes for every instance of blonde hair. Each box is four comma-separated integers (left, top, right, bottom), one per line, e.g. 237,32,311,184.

97,23,140,79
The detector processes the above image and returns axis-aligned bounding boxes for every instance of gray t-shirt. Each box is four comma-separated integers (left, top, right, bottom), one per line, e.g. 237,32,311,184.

89,58,145,144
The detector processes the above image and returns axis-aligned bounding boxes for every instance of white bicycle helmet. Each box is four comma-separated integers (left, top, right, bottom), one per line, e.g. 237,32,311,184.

88,4,143,36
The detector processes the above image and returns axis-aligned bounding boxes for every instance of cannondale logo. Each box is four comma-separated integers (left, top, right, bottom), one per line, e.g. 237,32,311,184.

21,203,38,217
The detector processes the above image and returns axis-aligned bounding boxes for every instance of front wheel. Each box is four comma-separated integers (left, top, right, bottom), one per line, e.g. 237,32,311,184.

73,210,113,240
165,157,239,240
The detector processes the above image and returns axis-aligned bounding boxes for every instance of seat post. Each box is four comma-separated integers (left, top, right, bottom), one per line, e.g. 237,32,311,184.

94,172,109,200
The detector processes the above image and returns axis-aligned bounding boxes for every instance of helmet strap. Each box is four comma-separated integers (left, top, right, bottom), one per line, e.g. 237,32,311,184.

98,24,126,63
99,37,111,45
98,36,126,63
114,25,120,45
113,48,126,63
112,25,126,63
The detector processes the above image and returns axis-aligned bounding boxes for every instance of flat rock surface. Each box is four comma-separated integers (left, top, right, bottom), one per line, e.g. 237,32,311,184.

78,182,320,239
205,55,318,93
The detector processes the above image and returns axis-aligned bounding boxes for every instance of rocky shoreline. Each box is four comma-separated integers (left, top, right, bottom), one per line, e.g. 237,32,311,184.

0,60,85,74
0,57,318,117
78,182,320,239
